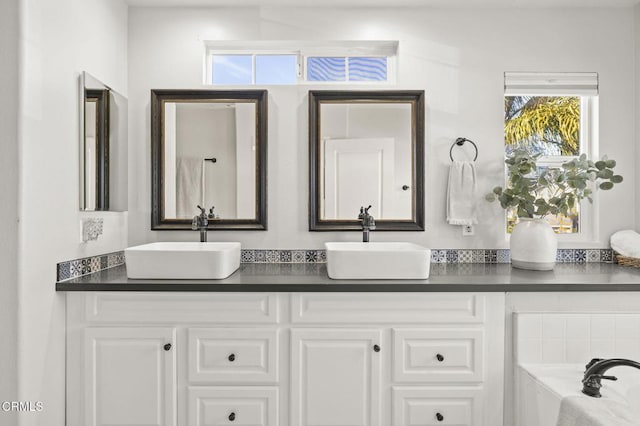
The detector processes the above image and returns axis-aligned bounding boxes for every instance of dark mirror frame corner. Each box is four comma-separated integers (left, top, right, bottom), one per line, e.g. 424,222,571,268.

150,89,268,231
308,90,425,232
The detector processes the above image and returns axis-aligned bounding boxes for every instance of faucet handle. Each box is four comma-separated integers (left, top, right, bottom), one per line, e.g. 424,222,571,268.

208,206,216,219
196,205,206,215
585,358,605,372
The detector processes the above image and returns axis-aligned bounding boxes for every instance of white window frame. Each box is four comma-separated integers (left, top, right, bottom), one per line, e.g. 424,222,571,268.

503,72,599,244
204,41,398,86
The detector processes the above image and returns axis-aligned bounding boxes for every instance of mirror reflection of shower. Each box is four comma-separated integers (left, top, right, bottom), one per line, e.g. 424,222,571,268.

163,102,256,220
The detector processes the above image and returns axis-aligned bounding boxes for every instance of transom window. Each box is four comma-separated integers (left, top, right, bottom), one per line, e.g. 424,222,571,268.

205,41,397,86
504,72,599,239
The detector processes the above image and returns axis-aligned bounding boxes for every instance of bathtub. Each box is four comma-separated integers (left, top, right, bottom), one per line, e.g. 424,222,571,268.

516,363,640,425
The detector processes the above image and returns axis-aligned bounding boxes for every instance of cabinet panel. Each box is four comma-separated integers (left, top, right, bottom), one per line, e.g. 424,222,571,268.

393,328,484,383
291,328,382,426
392,386,482,426
85,293,278,324
291,294,485,324
188,328,278,384
187,387,278,426
83,327,176,426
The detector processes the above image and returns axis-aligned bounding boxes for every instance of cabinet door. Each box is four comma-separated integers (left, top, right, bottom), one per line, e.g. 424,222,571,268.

291,328,382,426
83,327,176,426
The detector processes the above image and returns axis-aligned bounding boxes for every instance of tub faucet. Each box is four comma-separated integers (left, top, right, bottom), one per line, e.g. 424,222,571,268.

582,358,640,397
192,205,215,242
358,205,376,242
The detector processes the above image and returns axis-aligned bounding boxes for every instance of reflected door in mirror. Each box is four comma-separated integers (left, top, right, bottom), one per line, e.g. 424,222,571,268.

321,102,413,220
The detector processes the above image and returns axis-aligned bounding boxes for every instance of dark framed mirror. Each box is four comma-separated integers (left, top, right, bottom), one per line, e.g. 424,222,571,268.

151,89,268,230
309,90,425,231
80,71,127,211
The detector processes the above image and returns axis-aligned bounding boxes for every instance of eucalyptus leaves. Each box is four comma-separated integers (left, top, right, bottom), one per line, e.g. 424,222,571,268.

486,150,623,218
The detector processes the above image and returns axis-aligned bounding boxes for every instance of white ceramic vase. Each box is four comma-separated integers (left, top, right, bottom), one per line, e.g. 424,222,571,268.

510,217,557,271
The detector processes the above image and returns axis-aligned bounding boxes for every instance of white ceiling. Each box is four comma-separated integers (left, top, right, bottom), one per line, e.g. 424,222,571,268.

125,0,640,8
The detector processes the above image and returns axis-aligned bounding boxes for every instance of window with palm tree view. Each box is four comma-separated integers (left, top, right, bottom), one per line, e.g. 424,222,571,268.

504,95,583,234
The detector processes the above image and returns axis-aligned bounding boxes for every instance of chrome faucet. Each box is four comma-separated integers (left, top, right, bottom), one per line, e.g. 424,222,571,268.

192,205,215,242
582,358,640,397
358,205,376,242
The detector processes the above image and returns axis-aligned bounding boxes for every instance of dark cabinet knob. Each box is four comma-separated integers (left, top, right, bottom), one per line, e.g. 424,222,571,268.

228,412,236,421
402,185,410,191
228,353,236,362
436,412,444,422
163,343,172,351
373,344,381,353
436,353,444,362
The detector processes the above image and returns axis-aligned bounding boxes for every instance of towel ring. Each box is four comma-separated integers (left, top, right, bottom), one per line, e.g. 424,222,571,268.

449,137,478,162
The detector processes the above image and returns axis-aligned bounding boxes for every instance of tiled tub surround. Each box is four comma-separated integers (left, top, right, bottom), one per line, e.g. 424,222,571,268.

56,248,615,282
515,312,640,363
514,312,640,426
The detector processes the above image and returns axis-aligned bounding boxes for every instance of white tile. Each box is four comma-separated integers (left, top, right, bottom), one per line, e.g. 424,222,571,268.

517,314,543,339
542,338,566,363
614,339,640,360
517,338,543,364
614,315,640,340
542,315,566,339
591,315,615,339
591,339,616,359
566,315,590,340
566,339,590,364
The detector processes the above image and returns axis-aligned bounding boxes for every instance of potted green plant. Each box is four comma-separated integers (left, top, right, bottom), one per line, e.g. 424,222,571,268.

486,149,622,270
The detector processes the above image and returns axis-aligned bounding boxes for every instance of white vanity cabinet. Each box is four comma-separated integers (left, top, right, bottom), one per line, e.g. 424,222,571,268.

66,292,504,426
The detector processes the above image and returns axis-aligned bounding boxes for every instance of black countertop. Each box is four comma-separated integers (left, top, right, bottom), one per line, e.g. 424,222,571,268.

56,263,640,292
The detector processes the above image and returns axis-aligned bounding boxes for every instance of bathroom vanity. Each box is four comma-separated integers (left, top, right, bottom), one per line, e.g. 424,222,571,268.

58,264,640,426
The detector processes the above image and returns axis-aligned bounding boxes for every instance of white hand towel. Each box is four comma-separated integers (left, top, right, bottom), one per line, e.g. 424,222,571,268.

446,161,478,226
176,157,204,219
556,396,634,426
611,230,640,258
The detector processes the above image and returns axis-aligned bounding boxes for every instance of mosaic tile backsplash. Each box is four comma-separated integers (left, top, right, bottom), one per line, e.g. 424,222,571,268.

57,251,125,282
56,248,615,282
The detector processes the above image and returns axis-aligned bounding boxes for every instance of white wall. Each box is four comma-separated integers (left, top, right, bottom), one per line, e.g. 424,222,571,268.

0,0,20,423
129,6,636,249
636,4,640,230
17,0,128,424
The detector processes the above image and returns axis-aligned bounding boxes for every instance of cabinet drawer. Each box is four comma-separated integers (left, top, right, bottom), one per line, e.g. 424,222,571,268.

187,387,278,426
291,294,485,324
393,329,484,383
84,293,278,324
392,386,482,426
188,329,278,384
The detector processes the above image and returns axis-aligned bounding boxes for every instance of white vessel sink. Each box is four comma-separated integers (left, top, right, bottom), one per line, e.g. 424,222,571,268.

125,242,241,279
325,242,431,280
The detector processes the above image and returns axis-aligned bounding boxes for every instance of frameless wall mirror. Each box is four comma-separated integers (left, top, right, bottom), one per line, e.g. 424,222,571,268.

80,71,128,211
151,90,267,230
309,90,425,231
